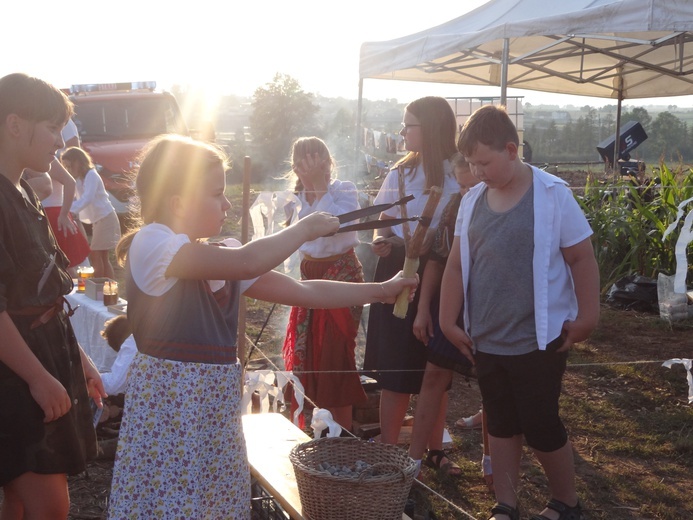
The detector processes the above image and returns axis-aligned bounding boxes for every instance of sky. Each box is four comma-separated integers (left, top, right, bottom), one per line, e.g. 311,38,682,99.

5,0,693,110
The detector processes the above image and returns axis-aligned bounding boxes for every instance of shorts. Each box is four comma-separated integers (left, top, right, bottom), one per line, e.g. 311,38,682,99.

476,349,569,452
89,212,121,251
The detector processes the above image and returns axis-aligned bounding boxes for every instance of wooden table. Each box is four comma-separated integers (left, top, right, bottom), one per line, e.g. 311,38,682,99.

242,413,308,519
241,413,412,520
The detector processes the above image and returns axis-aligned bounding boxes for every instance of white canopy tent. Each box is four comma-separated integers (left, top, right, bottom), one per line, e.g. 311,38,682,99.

358,0,693,163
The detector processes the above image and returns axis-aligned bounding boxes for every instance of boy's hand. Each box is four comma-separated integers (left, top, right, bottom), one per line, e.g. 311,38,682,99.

447,327,475,364
29,374,72,423
560,318,595,351
300,211,340,239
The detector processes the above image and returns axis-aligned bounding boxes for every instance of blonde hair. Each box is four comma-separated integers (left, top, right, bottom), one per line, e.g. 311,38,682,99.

451,152,469,171
116,135,229,265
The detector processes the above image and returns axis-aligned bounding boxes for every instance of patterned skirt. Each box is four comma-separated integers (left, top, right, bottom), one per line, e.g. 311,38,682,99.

283,250,367,422
108,353,250,520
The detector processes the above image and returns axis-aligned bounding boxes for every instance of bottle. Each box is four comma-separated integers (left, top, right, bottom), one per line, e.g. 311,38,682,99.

103,280,119,306
76,266,94,292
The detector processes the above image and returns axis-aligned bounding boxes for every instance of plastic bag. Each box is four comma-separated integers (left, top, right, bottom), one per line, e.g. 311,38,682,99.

605,274,658,313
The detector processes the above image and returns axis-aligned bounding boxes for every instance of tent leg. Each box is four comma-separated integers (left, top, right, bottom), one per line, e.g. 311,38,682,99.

500,38,509,106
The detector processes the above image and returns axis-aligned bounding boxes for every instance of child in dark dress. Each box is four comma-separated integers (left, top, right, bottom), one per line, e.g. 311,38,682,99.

0,73,105,519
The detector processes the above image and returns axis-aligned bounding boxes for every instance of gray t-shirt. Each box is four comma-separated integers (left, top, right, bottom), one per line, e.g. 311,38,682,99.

467,186,538,355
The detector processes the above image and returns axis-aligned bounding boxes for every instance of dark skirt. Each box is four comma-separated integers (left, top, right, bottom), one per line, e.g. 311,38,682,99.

363,245,428,394
0,309,98,486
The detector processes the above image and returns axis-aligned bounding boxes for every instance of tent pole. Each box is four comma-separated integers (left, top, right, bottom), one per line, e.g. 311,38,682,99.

613,69,624,178
354,78,364,179
613,96,623,178
500,38,509,106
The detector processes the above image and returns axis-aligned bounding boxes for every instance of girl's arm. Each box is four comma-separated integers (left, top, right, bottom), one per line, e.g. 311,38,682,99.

70,170,97,215
439,236,474,363
244,269,417,308
166,211,340,281
47,160,77,236
22,170,53,200
78,346,107,408
0,311,72,422
413,259,444,345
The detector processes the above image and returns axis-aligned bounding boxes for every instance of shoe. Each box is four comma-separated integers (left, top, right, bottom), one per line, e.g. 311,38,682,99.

422,449,462,477
530,498,583,520
455,410,482,430
488,502,520,520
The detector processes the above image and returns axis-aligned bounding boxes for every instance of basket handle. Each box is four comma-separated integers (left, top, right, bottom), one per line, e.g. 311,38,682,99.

357,462,406,483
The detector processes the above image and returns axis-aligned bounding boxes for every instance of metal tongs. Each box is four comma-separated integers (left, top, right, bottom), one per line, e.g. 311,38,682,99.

333,195,429,233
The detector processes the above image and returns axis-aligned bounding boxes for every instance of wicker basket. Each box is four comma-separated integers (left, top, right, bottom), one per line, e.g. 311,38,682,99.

289,437,417,520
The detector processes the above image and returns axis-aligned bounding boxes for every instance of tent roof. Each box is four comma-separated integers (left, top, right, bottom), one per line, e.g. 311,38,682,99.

359,0,693,99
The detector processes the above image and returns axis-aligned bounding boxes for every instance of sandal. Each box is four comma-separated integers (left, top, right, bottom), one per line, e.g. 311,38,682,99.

455,410,483,430
530,498,583,520
422,449,462,477
488,502,520,520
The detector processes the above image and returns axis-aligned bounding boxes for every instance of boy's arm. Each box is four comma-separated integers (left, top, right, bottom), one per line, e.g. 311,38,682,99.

243,269,417,309
560,236,600,347
0,311,72,422
439,236,474,363
413,259,443,345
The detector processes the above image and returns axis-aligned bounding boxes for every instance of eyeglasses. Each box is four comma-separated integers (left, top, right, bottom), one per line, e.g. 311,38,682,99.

400,124,421,132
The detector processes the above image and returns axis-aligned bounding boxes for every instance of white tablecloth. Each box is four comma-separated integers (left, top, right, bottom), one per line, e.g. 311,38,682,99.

65,291,123,372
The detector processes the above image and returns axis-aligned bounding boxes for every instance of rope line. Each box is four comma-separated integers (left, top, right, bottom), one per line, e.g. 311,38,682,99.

245,335,480,520
246,357,677,376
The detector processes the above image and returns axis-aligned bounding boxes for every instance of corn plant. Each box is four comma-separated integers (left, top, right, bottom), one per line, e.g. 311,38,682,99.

577,163,693,292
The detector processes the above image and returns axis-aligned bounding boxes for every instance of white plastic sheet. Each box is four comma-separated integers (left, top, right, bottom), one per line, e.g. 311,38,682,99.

242,370,305,423
249,192,302,273
310,408,342,438
662,358,693,404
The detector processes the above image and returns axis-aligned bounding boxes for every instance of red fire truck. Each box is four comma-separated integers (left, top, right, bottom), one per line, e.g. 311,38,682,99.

69,81,189,225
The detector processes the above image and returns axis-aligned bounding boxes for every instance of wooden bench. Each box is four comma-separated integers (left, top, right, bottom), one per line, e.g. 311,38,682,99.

242,413,413,520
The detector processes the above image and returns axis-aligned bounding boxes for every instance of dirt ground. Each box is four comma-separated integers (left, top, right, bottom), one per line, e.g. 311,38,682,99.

52,302,692,520
5,169,692,519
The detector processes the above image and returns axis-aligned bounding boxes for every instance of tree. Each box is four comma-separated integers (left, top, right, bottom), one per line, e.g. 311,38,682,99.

249,74,320,177
650,111,689,162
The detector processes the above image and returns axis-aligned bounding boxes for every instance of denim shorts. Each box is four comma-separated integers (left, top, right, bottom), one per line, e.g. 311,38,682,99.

475,348,569,452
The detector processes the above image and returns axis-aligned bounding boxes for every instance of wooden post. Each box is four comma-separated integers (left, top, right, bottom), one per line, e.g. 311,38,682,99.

392,186,443,318
238,156,251,367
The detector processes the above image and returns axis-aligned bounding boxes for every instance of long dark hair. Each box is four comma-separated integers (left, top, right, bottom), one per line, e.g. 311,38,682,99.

395,96,457,190
0,72,72,127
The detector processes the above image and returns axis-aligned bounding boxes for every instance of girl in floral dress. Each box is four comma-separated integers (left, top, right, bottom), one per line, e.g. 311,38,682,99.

108,134,418,519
